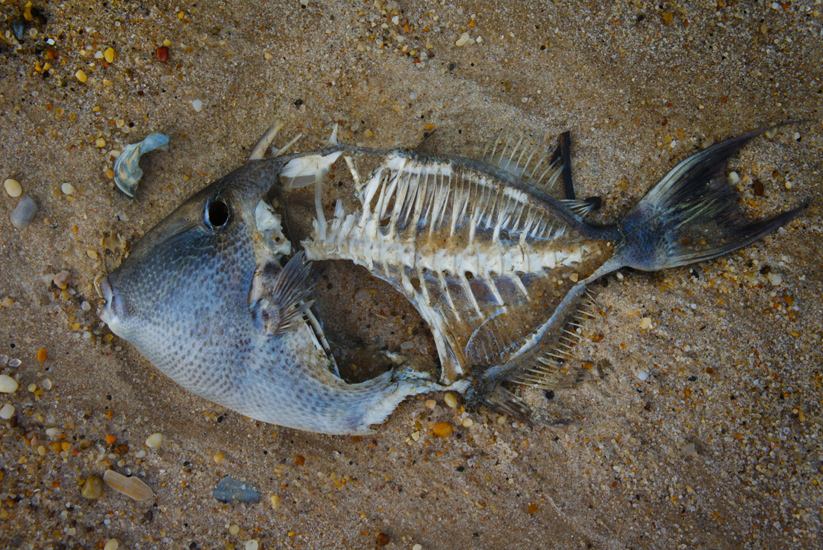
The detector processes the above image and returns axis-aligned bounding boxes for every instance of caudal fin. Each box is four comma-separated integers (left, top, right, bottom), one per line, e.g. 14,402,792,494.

612,126,807,272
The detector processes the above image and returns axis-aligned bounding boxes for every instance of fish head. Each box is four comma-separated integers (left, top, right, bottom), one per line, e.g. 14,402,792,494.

100,159,291,349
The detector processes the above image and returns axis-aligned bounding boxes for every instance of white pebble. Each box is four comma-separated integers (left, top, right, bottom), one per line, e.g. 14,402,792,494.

413,545,423,550
640,317,651,330
145,432,164,449
81,301,91,311
0,403,14,419
245,540,259,550
727,171,740,185
4,178,22,197
10,195,37,229
8,358,21,367
104,539,119,550
0,374,19,393
46,427,61,439
61,183,75,195
767,272,783,286
191,99,203,112
444,392,458,408
42,378,52,390
455,32,471,46
636,370,649,381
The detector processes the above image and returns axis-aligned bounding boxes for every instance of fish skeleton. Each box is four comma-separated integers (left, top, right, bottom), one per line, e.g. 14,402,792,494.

99,122,804,434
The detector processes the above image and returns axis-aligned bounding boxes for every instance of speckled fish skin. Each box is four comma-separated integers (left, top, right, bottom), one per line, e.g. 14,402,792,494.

100,159,443,435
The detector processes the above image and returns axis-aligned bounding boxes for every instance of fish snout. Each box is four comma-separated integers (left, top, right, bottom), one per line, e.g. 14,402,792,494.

98,275,125,333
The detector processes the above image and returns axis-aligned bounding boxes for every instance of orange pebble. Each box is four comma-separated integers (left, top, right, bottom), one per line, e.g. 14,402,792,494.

105,434,116,445
433,422,453,438
37,348,47,362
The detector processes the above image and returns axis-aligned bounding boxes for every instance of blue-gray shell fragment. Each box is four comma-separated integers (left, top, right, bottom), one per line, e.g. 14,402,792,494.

113,133,169,198
213,476,261,503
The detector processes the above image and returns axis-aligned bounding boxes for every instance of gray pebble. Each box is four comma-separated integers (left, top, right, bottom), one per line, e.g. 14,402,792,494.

10,195,36,229
213,476,260,503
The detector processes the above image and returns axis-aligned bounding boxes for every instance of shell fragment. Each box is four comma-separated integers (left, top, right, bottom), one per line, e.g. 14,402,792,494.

113,133,169,198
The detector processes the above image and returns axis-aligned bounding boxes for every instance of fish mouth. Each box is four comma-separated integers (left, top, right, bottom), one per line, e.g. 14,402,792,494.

98,275,117,326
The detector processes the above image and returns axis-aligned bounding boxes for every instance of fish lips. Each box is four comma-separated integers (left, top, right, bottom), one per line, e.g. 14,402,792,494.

98,275,126,336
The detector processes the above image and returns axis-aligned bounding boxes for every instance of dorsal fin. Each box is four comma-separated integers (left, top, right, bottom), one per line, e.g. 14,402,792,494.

481,133,564,192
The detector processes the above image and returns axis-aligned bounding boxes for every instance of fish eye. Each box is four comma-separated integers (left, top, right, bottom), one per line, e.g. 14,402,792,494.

205,197,230,229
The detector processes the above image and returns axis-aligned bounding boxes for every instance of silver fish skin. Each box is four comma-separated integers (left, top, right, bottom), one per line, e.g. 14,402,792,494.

100,158,450,435
280,127,805,417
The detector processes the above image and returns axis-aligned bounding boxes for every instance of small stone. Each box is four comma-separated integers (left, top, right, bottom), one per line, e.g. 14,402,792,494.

145,433,163,449
46,427,61,439
7,358,21,367
191,99,203,112
636,370,649,381
364,129,374,138
245,541,259,550
155,46,169,62
81,475,104,499
104,47,115,63
0,375,19,393
42,378,52,390
103,469,155,501
767,272,783,286
53,270,72,289
462,418,474,428
214,476,260,503
443,392,458,408
640,317,651,330
103,539,119,550
455,32,471,46
4,178,22,197
37,348,47,362
229,524,240,535
10,195,37,229
270,494,280,509
75,70,87,83
433,422,453,438
727,171,740,185
95,138,106,148
413,545,423,550
61,183,75,195
0,403,15,419
425,399,437,410
376,532,390,547
213,452,224,464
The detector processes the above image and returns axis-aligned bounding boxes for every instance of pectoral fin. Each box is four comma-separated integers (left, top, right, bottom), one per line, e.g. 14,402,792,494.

249,252,315,335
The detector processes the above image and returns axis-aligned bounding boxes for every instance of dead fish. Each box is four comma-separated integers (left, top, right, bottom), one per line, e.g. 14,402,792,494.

281,125,805,418
100,126,462,435
99,123,804,433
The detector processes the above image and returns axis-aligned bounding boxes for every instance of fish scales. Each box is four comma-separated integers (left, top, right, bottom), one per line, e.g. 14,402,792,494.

99,123,805,434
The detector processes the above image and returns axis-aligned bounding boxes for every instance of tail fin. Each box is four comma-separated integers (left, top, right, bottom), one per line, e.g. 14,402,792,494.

612,126,807,272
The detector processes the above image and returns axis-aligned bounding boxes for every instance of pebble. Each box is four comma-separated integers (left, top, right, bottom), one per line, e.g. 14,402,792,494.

425,399,437,409
53,270,72,289
103,469,155,501
462,418,474,428
0,375,19,393
433,422,453,438
104,47,115,63
37,348,47,362
10,195,37,229
61,183,75,195
155,46,169,62
640,317,651,330
443,392,458,408
75,70,87,83
229,525,240,535
245,541,259,550
145,432,163,449
104,539,119,550
727,171,740,185
214,476,261,503
8,358,21,368
455,32,471,46
191,99,203,112
376,532,390,547
767,272,783,286
81,476,104,499
636,370,649,381
4,178,22,197
0,403,15,419
413,545,423,550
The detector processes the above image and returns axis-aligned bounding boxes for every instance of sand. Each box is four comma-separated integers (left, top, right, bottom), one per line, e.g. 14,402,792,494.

1,1,821,549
